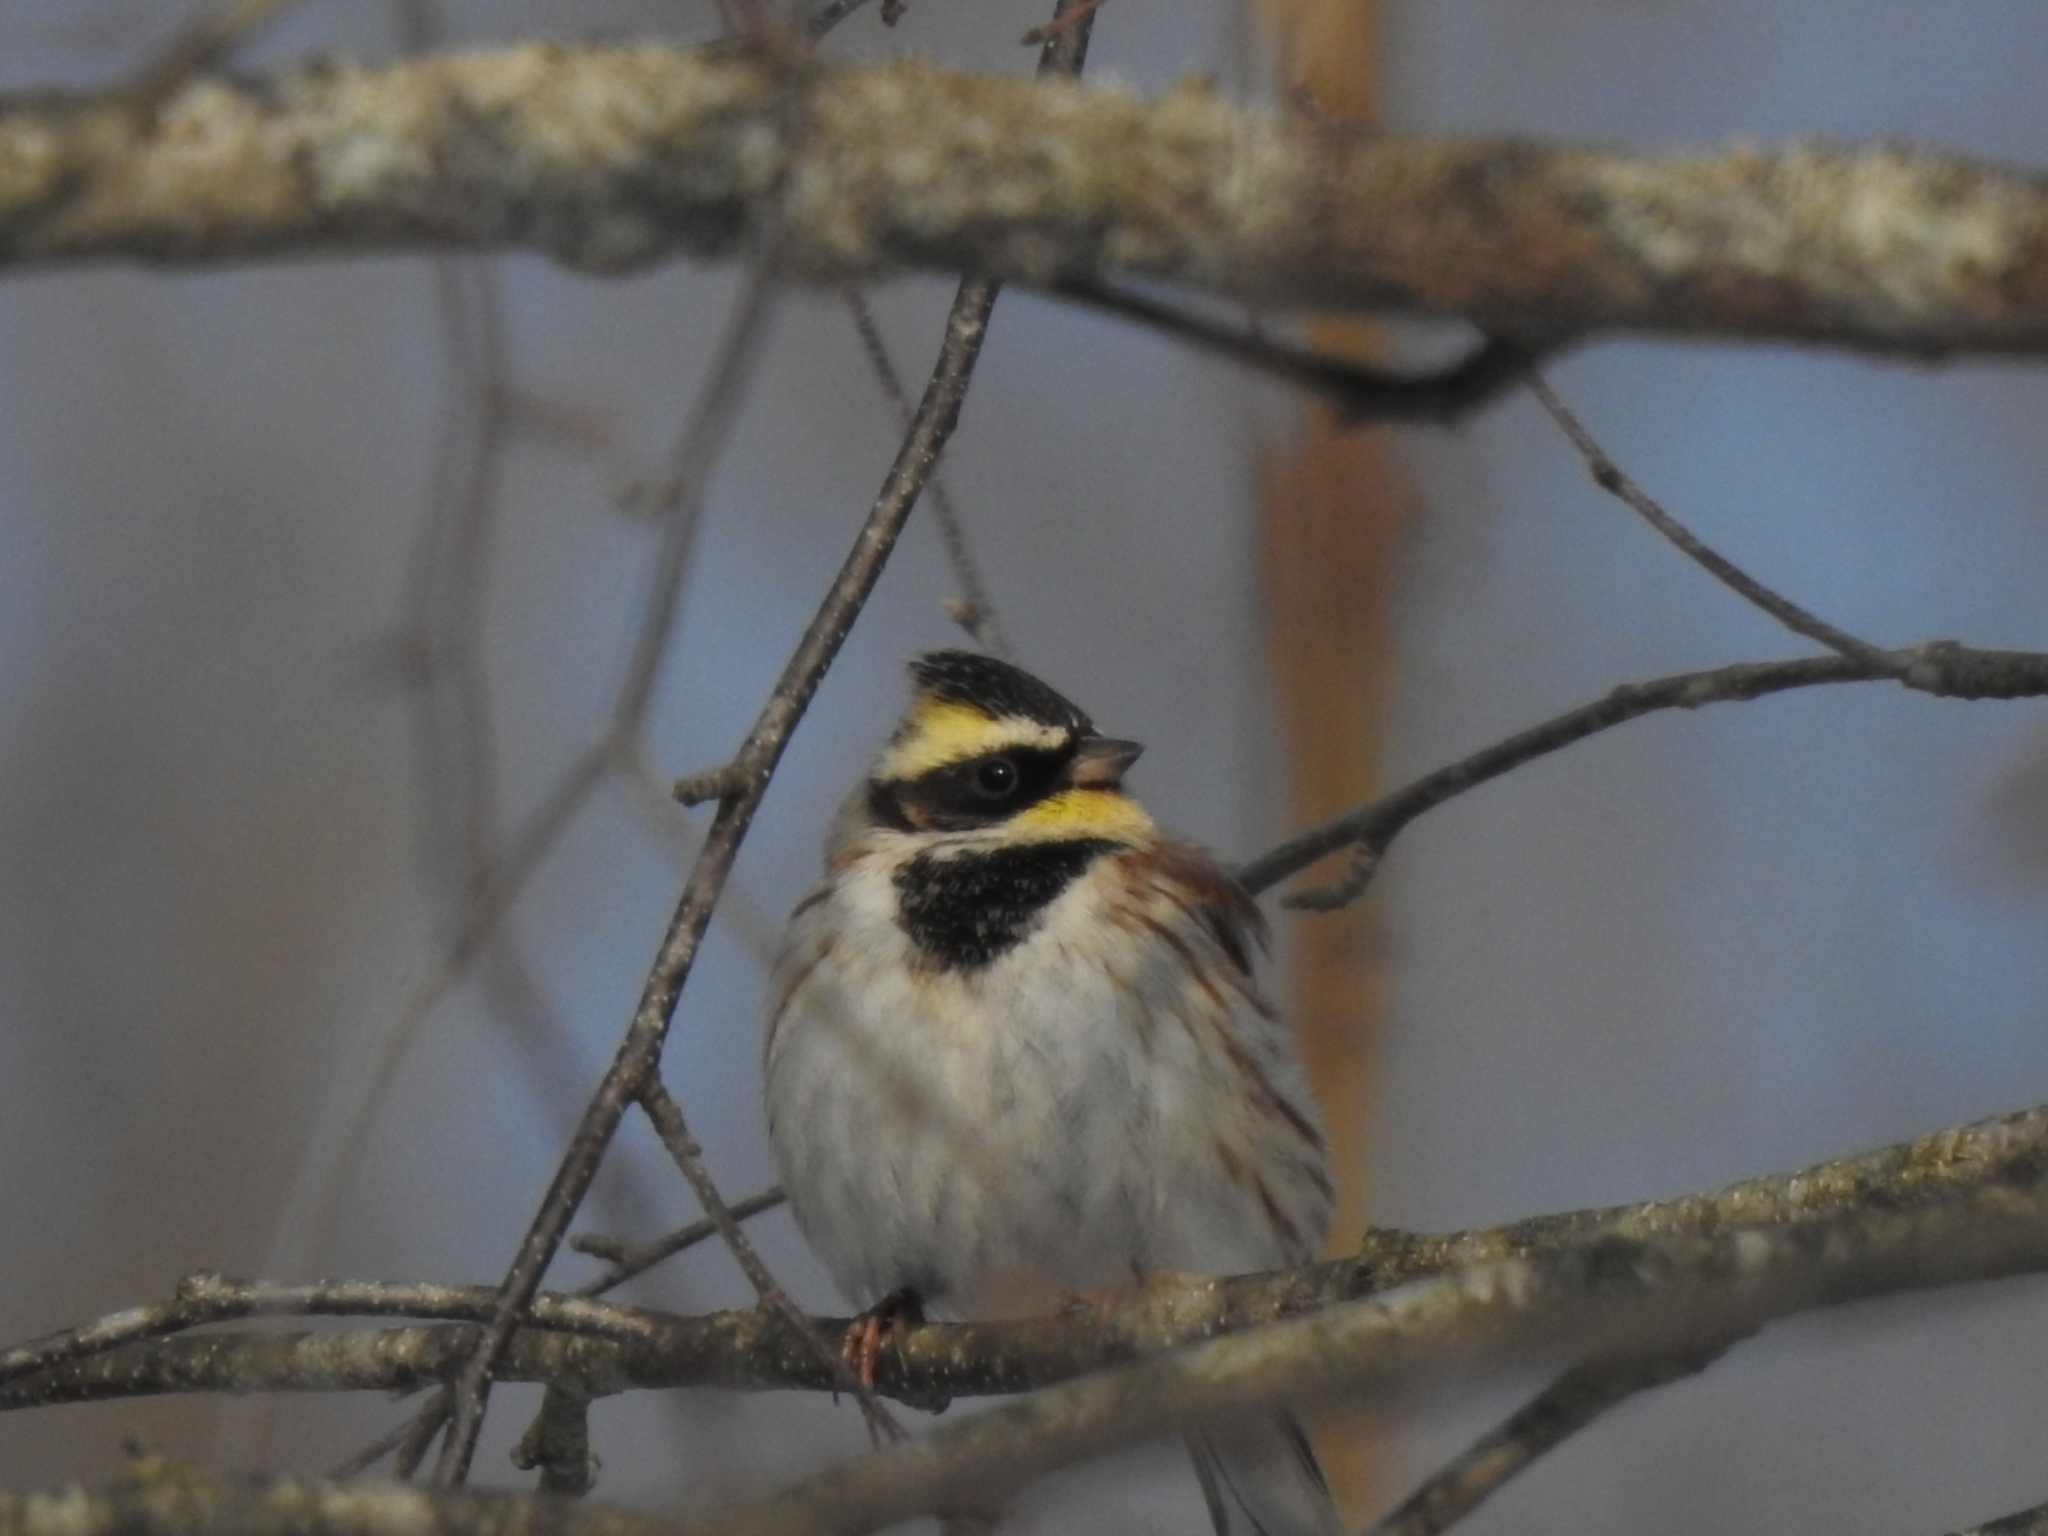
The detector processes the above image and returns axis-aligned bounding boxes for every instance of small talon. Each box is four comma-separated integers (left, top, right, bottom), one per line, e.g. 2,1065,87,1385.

841,1287,923,1392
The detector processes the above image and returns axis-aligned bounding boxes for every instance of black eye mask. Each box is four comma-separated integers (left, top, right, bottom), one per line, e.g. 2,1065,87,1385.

898,744,1073,830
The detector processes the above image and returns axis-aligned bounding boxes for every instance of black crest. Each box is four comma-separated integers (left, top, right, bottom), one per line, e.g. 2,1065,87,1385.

909,651,1093,733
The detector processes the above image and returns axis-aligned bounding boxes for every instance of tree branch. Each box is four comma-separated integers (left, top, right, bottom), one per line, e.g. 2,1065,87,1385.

5,1127,2041,1536
9,1103,2042,1413
1235,642,2048,905
1364,1339,1739,1536
6,45,2048,359
1527,374,1900,669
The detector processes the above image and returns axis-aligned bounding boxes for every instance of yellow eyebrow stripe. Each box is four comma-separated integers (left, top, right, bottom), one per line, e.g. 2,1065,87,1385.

876,698,1072,781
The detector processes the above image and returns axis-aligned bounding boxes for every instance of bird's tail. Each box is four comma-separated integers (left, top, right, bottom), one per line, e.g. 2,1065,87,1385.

1186,1412,1344,1536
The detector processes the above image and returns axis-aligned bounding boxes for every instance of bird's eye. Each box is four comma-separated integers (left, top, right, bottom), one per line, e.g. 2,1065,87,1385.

971,757,1019,800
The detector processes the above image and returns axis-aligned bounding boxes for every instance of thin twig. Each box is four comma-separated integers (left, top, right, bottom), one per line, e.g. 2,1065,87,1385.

637,1081,903,1438
393,1397,451,1481
572,1187,789,1295
1019,0,1109,46
328,1388,446,1480
1235,641,2048,906
842,290,1010,654
1950,1500,2048,1536
127,0,296,108
429,275,785,1486
1365,1339,1740,1536
285,742,608,1269
609,267,784,737
0,1274,660,1389
1527,374,1901,669
804,0,879,38
1058,283,1538,422
430,217,1012,1490
609,741,783,970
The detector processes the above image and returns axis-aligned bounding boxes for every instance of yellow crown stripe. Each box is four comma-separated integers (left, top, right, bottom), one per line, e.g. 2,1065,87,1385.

876,698,1073,781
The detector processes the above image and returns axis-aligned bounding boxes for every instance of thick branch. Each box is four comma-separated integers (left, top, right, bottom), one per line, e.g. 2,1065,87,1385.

10,1103,2042,1411
5,1150,2043,1536
4,44,2048,355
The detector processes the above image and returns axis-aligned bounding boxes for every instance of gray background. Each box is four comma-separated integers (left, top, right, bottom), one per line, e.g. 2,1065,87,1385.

2,1,2045,1529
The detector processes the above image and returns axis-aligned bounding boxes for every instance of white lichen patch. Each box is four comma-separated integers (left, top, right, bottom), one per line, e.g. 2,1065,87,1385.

0,117,63,216
18,1488,102,1536
1732,1228,1775,1274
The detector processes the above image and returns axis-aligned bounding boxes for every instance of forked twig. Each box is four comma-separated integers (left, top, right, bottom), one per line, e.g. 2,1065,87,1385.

1239,643,2048,907
572,1187,789,1295
843,290,1011,654
1527,374,1901,669
1365,1339,1740,1536
638,1081,901,1440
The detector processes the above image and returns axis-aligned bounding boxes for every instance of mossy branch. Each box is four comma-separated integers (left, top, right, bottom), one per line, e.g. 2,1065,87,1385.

2,42,2046,356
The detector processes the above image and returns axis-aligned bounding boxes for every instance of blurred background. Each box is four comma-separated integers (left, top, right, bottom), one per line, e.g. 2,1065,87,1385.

3,1,2046,1530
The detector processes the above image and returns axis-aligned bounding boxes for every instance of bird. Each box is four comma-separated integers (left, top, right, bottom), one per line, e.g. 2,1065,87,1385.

764,649,1340,1536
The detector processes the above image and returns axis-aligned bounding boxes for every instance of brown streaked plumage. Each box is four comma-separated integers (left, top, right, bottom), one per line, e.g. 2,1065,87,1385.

764,651,1342,1536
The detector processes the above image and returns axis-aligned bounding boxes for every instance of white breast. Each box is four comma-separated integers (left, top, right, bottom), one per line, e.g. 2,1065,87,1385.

763,841,1329,1316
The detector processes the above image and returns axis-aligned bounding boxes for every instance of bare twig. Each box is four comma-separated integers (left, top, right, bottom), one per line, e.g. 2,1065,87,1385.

0,1274,662,1391
431,181,1020,1488
127,0,296,108
609,742,783,968
1365,1339,1740,1536
430,272,786,1486
11,51,2048,362
609,267,783,738
1527,375,1901,669
1236,642,2048,906
1951,1501,2048,1536
637,1079,903,1438
572,1187,789,1295
805,0,879,38
842,291,1010,653
328,1391,444,1479
286,741,608,1267
1019,0,1109,46
393,1395,451,1481
1058,283,1539,421
512,1386,597,1496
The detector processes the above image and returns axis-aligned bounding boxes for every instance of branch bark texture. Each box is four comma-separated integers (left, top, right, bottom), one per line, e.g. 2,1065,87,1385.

4,1128,2045,1536
5,43,2048,355
10,1103,2043,1412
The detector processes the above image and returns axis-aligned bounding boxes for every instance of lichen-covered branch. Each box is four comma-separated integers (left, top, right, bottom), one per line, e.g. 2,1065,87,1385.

4,42,2047,356
3,1130,2044,1536
7,1103,2042,1413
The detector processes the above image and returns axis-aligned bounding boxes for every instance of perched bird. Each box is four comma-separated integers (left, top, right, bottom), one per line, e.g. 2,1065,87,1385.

765,650,1339,1535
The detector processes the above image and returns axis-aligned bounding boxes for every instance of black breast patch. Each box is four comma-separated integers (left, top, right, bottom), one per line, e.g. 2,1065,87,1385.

895,839,1119,969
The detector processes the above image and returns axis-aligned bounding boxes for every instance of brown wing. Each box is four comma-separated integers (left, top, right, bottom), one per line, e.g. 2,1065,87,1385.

1122,838,1270,982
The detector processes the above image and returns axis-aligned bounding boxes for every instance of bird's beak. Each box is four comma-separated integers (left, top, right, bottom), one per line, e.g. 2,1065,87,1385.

1067,736,1145,788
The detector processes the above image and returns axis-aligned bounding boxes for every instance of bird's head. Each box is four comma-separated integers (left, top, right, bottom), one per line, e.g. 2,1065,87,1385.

865,651,1154,844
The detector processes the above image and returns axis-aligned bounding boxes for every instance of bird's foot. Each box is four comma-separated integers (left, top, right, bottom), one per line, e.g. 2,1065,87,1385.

840,1286,924,1391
